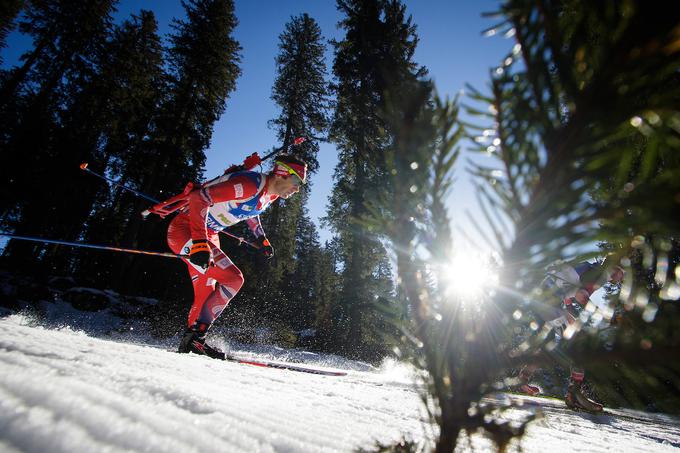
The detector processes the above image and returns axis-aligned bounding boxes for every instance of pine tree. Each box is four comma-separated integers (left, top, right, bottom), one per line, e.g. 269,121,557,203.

71,10,166,287
0,0,115,106
1,0,117,271
373,92,468,452
0,0,24,66
485,0,680,414
326,0,426,359
376,1,680,451
254,12,329,327
278,203,321,330
158,0,241,184
310,238,343,350
269,13,328,168
113,0,241,295
0,0,26,181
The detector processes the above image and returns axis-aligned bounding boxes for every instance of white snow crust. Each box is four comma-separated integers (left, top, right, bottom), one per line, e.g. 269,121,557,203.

0,315,678,452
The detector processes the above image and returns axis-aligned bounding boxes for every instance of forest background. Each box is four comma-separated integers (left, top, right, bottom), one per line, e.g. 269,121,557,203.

1,2,679,450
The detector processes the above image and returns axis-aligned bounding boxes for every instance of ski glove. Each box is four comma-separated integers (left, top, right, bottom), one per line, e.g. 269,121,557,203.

189,239,211,269
562,295,586,321
258,237,274,259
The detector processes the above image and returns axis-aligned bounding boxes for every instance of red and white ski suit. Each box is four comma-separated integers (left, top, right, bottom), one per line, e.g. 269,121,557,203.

167,172,277,327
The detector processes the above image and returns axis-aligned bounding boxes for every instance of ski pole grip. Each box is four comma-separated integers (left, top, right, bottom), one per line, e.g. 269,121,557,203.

243,152,262,169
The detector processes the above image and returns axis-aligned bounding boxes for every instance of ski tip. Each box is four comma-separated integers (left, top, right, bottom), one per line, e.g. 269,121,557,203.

79,162,88,170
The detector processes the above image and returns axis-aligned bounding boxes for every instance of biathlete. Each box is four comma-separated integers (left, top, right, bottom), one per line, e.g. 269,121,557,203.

517,259,625,412
166,154,308,359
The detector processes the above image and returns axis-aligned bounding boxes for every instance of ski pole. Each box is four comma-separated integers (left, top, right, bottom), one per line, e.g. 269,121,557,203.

79,163,259,249
79,163,158,203
0,232,186,259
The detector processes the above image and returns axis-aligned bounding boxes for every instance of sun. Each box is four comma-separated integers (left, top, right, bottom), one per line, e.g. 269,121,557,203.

438,250,498,300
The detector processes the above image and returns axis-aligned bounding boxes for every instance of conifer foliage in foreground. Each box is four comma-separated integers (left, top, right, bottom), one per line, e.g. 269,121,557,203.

372,1,680,451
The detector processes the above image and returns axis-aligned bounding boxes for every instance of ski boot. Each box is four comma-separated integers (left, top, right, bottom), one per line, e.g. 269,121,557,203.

515,366,541,396
518,383,541,396
565,382,603,412
178,322,226,360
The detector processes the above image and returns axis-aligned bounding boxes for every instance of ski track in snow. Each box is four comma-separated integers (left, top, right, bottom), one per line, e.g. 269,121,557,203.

0,315,679,453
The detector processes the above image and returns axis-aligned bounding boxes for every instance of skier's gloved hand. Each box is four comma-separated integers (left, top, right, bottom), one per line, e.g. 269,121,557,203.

574,288,590,306
257,237,274,259
189,239,211,269
562,296,585,321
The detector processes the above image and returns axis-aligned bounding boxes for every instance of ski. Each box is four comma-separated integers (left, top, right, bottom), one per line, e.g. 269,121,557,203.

172,341,347,376
225,354,347,376
495,394,680,428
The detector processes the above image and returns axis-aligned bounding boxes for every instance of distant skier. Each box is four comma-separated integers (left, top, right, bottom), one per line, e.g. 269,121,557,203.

167,155,308,359
516,258,625,412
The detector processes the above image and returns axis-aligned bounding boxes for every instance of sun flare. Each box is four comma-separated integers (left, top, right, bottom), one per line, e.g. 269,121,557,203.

439,250,498,300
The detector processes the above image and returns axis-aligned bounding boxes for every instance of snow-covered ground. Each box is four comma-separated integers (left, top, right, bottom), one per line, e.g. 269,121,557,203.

0,314,679,452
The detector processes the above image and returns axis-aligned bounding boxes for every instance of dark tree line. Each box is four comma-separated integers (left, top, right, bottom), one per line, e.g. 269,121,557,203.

0,0,427,363
0,0,242,317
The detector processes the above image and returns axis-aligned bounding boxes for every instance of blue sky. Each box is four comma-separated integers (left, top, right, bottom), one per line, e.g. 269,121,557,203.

3,0,511,247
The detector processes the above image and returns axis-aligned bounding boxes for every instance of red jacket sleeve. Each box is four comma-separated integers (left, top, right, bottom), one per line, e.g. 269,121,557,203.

189,175,260,241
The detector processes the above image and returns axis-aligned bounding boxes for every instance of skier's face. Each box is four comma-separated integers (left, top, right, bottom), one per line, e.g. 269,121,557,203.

271,174,301,199
280,175,301,198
